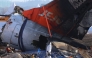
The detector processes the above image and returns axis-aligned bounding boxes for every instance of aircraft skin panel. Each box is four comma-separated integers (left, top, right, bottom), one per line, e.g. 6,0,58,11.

0,14,24,49
22,30,40,50
1,30,11,43
22,0,92,40
22,19,62,50
1,22,18,43
11,25,20,46
23,1,64,35
1,13,60,50
80,10,92,27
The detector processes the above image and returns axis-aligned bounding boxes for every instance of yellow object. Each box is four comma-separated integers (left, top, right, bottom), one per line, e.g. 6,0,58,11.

0,16,10,21
31,54,35,58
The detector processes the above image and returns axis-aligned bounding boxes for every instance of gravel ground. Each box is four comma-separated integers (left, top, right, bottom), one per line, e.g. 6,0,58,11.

0,34,92,58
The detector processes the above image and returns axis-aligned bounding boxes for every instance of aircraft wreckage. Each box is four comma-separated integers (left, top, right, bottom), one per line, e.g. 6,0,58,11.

0,0,92,58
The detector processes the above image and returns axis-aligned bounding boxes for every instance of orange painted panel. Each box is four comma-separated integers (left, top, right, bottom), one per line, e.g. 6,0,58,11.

23,0,64,35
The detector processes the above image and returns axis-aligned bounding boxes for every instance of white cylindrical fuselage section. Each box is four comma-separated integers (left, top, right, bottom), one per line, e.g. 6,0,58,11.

1,13,50,51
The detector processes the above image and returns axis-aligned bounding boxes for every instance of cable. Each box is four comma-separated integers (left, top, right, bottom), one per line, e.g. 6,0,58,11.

42,6,52,37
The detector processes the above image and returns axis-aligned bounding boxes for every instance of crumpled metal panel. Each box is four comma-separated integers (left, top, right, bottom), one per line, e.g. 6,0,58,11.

80,9,92,27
